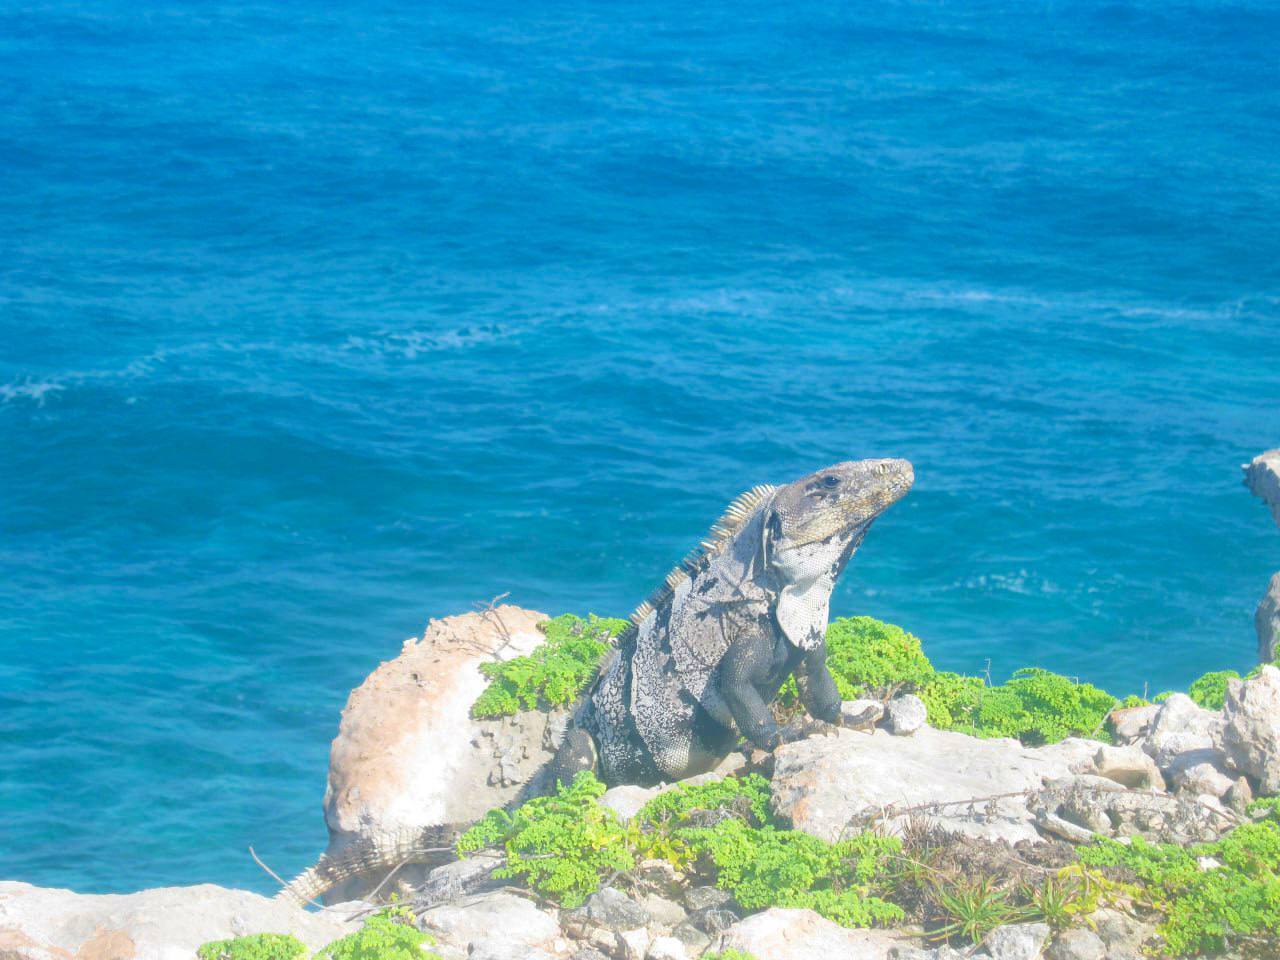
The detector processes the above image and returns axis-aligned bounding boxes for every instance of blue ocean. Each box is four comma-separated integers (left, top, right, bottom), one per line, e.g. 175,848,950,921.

2,0,1278,895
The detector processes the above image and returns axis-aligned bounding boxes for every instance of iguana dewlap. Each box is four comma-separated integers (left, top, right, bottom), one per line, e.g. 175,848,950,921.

568,457,914,786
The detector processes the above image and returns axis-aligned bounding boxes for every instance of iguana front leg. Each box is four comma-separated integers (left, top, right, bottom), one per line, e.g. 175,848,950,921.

719,635,794,750
795,645,841,724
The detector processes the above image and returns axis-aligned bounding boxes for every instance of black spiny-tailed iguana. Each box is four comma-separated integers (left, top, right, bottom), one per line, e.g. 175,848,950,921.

279,458,912,904
551,457,914,787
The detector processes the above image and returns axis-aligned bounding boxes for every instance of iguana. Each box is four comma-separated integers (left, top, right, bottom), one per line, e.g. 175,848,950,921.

552,457,914,787
278,458,912,904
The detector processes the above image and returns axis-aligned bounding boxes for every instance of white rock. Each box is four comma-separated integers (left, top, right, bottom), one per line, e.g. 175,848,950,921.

1171,760,1234,798
771,727,1091,845
319,605,567,898
1222,665,1280,794
1092,744,1165,791
616,927,651,960
1245,449,1280,529
713,908,901,959
1257,572,1280,664
886,694,928,735
647,935,688,960
1046,927,1105,960
0,882,359,960
1141,694,1225,778
985,922,1050,960
1108,704,1159,745
601,784,661,822
421,891,560,954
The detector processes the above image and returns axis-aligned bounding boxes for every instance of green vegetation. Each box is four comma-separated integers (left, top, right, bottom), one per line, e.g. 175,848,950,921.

457,770,902,927
1187,669,1241,710
457,769,634,907
197,909,439,960
701,952,760,960
931,877,1020,945
1079,821,1280,957
316,905,439,960
471,613,628,718
811,616,1117,745
197,934,307,960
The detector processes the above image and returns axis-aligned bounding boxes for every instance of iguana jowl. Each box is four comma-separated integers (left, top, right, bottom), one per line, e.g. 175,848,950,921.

563,457,914,786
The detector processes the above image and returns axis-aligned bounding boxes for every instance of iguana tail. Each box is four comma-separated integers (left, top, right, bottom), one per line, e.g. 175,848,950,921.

276,825,457,905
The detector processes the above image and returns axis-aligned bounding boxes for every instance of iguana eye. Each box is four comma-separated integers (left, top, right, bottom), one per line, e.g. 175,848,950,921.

822,475,840,488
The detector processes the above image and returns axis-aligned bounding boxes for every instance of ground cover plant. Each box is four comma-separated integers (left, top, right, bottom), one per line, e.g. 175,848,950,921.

197,907,439,960
471,613,629,718
457,770,903,927
1078,821,1280,957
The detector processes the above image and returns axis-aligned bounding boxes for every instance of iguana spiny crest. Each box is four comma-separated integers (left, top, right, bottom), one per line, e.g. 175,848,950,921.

571,457,914,786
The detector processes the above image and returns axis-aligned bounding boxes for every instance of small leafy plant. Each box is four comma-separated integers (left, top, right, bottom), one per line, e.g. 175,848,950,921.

316,904,439,960
1079,820,1280,956
931,876,1021,945
471,613,628,718
456,770,635,907
1187,669,1241,710
197,934,307,960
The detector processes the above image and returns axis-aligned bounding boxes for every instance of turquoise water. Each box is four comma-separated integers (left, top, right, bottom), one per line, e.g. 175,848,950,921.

2,0,1278,894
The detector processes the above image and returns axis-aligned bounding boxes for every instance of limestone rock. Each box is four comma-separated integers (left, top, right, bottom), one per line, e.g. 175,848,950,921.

646,935,688,960
886,694,928,735
600,785,661,823
713,907,901,959
1107,704,1158,746
1046,928,1105,960
1091,745,1164,791
985,922,1050,960
420,891,560,956
321,605,565,898
415,854,503,907
771,727,1092,845
1244,449,1280,529
1170,760,1234,799
1257,572,1280,664
615,927,651,960
1140,694,1225,779
0,882,359,960
1222,665,1280,794
565,887,651,934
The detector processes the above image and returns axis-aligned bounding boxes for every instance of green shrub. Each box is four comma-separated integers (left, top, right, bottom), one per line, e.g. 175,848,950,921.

471,614,628,718
964,669,1116,745
196,934,307,960
678,818,904,927
316,905,439,960
822,616,936,698
915,671,986,729
456,770,634,907
635,773,774,829
1187,670,1241,710
1079,821,1280,956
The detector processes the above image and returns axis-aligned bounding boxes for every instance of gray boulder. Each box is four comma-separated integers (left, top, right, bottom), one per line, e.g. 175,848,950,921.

886,694,928,735
316,605,569,901
771,727,1096,845
1221,665,1280,794
1244,449,1280,529
713,907,903,959
1140,694,1225,780
1046,928,1105,960
420,890,562,957
1258,572,1280,664
1091,744,1164,791
985,922,1050,960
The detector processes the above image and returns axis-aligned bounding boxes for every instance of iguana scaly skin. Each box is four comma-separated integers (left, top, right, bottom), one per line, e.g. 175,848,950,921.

566,457,914,786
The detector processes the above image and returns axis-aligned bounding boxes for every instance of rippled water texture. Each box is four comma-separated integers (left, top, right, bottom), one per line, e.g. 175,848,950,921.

2,0,1278,892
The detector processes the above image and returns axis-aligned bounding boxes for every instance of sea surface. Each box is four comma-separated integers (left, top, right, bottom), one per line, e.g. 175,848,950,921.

2,0,1278,895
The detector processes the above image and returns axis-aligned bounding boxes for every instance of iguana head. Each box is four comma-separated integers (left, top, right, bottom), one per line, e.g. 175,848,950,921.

765,458,913,650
